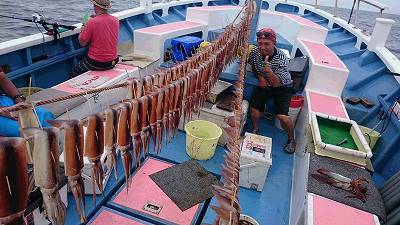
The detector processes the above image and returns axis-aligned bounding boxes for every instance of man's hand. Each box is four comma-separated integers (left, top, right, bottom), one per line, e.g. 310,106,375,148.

261,55,281,87
14,96,25,103
258,76,268,89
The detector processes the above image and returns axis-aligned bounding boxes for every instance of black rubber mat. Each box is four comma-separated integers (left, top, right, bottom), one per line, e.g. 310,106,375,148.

150,160,219,211
308,153,386,222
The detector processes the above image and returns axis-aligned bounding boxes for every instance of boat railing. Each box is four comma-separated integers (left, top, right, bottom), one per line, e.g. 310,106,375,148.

285,0,388,29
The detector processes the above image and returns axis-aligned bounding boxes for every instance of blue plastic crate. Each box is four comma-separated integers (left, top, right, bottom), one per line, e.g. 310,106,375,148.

171,36,203,62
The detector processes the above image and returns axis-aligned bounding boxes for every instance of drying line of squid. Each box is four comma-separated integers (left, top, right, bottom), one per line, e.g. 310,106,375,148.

210,1,254,225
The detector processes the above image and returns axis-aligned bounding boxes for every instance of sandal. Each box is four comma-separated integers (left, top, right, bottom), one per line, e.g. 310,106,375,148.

251,128,260,135
360,98,375,108
346,97,361,105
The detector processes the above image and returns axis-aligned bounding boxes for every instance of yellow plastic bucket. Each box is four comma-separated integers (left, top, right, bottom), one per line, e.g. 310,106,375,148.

185,120,222,160
18,87,43,97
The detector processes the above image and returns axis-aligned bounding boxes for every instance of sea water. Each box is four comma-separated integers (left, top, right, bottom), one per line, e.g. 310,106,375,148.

0,1,398,59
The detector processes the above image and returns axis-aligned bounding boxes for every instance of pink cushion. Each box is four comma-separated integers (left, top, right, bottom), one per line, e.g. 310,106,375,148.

308,91,348,119
136,21,204,34
301,40,346,70
312,194,378,225
53,69,124,94
191,5,241,11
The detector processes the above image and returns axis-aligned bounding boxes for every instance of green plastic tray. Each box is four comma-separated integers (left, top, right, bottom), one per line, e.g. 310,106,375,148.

317,116,358,150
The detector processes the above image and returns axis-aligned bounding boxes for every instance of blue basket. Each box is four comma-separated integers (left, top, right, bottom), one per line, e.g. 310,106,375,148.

171,36,203,62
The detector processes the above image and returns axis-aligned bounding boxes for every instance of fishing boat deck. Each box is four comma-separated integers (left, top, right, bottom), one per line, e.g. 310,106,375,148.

64,117,293,225
1,0,399,224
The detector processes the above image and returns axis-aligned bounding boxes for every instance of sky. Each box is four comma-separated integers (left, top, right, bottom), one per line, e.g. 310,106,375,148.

293,0,400,15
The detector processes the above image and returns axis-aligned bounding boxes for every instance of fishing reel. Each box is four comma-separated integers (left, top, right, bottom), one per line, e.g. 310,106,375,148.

31,13,76,42
32,13,45,23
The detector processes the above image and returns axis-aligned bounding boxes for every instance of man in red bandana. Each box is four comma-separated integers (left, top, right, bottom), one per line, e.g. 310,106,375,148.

247,28,296,154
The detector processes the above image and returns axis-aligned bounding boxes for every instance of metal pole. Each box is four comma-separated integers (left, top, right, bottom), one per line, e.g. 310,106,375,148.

334,0,338,17
315,0,318,8
354,0,360,27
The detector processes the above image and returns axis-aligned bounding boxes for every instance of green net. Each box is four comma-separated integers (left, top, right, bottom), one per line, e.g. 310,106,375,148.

317,116,359,150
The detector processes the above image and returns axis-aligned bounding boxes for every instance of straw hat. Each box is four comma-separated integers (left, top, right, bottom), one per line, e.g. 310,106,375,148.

91,0,111,10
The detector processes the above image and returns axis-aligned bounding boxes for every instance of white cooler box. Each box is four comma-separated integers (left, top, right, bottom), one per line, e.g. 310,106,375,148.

54,64,139,120
179,100,249,146
239,132,272,192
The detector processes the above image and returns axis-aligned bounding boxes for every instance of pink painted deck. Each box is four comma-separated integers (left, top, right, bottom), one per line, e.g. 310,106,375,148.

90,209,145,225
286,14,322,28
112,158,200,225
308,91,348,119
301,40,346,70
312,194,378,225
115,64,138,71
136,21,204,34
191,5,241,11
262,10,322,29
53,69,125,94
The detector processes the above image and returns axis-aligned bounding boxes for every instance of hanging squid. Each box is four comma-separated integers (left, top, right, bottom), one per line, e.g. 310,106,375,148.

23,127,66,225
167,84,175,143
104,108,119,179
116,103,133,191
163,86,170,145
155,89,164,154
172,80,183,138
181,76,189,126
0,137,29,225
17,105,40,164
149,92,158,153
129,99,142,167
138,96,150,155
47,120,86,223
84,114,105,205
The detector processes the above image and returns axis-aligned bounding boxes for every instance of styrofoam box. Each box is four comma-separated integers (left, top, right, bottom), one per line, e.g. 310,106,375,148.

239,132,272,192
207,80,232,104
178,100,249,146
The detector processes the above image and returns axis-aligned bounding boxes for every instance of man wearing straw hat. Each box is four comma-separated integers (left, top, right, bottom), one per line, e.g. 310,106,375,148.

71,0,119,77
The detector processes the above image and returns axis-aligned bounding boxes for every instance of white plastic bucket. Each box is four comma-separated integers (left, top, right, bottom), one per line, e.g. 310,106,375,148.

274,95,303,130
185,120,222,160
240,214,259,225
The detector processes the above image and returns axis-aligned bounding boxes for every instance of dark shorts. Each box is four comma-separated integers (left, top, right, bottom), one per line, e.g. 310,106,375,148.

71,56,119,78
249,86,292,115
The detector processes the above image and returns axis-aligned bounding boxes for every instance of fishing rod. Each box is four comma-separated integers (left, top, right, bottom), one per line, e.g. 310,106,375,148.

0,13,76,41
348,0,357,24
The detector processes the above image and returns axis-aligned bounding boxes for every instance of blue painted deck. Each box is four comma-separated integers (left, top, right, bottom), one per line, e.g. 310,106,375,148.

1,0,399,223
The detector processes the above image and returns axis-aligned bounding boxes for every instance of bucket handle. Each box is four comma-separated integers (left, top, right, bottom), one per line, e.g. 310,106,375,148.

240,162,262,170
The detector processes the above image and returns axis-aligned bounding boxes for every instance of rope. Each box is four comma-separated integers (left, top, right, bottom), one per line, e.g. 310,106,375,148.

0,82,129,114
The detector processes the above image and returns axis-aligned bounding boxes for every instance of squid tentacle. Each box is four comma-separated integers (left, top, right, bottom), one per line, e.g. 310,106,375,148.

41,186,67,225
69,174,86,224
